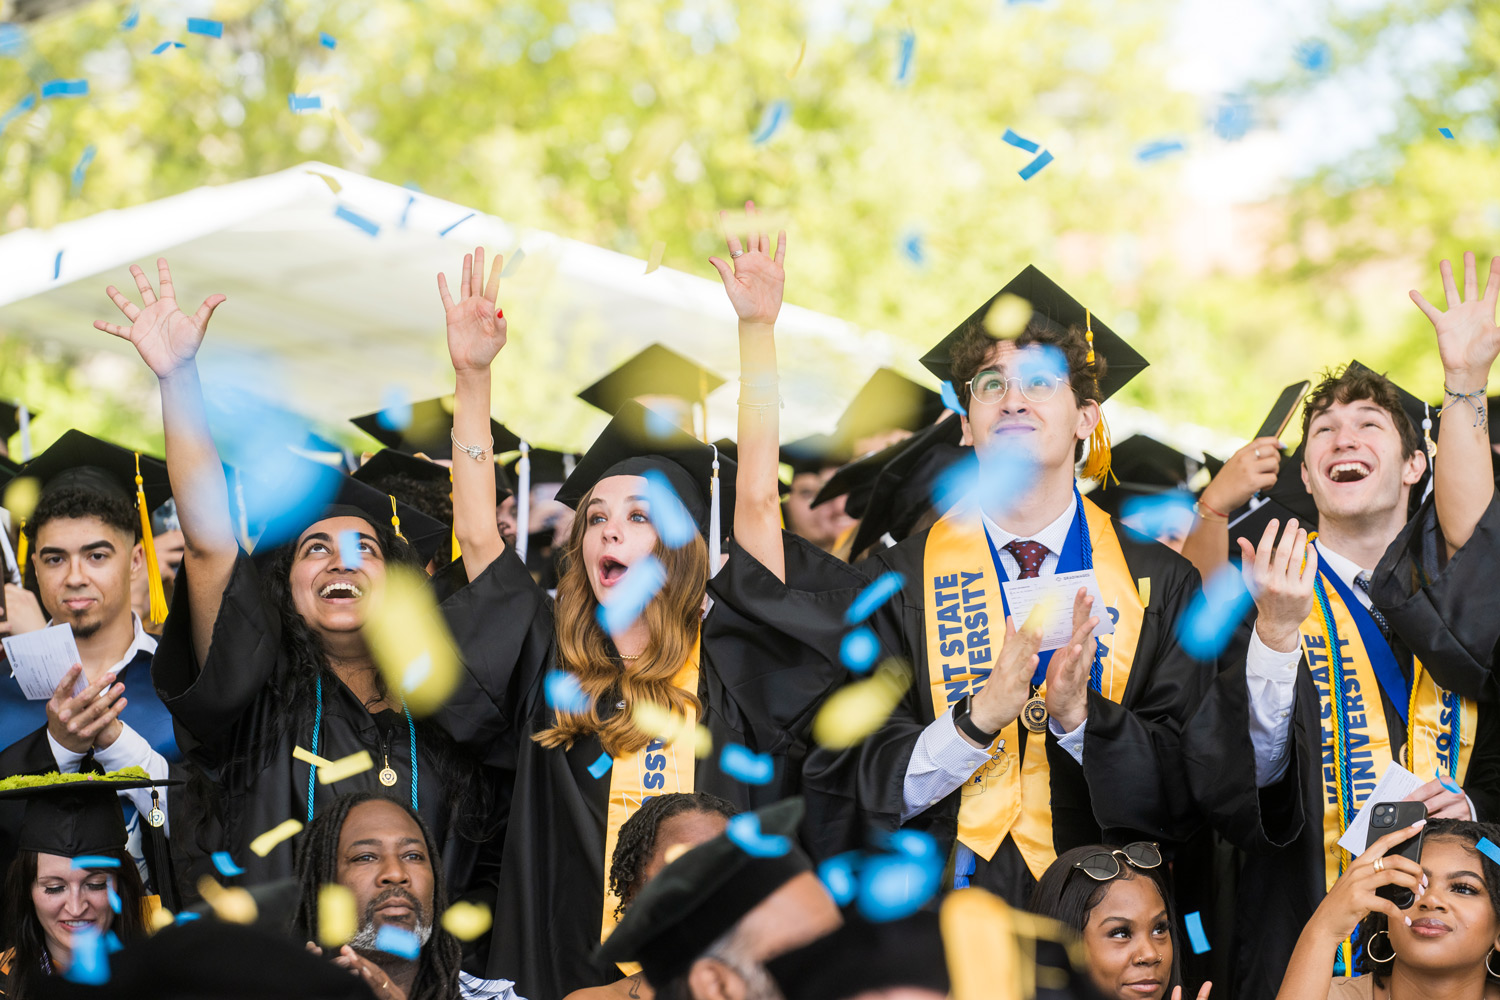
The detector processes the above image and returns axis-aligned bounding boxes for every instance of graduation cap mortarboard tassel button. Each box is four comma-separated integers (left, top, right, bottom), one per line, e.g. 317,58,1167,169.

134,452,168,625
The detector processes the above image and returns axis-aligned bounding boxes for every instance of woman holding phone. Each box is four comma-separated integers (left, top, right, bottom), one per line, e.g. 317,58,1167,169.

1276,818,1500,999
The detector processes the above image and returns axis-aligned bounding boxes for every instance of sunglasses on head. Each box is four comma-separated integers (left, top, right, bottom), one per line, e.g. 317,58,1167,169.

1071,842,1163,881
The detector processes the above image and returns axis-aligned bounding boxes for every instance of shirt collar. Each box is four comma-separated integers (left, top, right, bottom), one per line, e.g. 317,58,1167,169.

42,613,157,676
980,492,1077,557
1314,542,1370,592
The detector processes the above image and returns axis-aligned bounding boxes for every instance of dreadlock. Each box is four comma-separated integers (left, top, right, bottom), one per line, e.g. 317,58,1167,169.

608,791,737,918
291,791,463,1000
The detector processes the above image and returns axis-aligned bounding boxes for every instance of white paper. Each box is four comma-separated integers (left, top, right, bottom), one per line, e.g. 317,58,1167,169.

4,624,84,701
1001,569,1117,652
1337,762,1425,856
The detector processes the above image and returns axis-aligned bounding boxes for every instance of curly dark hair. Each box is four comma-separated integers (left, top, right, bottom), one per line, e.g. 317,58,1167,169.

291,791,462,1000
1301,364,1423,461
948,314,1107,462
25,487,139,545
0,847,146,1000
364,473,454,570
608,792,737,918
1354,819,1500,985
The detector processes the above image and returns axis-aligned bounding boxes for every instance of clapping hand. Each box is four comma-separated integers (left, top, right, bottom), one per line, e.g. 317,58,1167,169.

1239,518,1317,654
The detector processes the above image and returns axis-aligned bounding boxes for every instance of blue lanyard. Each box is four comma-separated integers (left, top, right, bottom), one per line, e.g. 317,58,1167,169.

306,676,419,823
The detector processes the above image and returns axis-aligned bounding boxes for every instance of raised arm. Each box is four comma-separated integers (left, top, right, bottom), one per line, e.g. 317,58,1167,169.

1411,252,1500,557
94,259,233,669
709,201,788,582
438,248,508,580
1179,436,1281,580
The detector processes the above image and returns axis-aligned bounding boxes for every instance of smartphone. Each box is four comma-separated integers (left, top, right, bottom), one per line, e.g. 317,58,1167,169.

1365,800,1428,908
1255,381,1313,442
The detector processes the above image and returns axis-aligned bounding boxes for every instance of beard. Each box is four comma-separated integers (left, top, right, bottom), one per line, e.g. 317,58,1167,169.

348,887,433,953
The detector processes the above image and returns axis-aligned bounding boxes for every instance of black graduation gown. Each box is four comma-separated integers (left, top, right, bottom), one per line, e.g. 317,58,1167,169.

151,554,483,893
800,520,1212,907
436,533,861,1000
1183,497,1500,1000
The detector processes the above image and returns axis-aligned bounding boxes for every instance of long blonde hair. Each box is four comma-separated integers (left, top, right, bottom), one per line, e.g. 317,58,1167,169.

533,482,707,757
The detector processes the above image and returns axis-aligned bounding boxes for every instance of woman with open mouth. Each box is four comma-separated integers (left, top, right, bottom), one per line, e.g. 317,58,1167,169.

1276,818,1500,999
436,209,866,999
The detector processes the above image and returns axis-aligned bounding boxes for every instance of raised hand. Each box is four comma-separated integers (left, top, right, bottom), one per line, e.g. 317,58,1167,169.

94,258,225,379
1411,252,1500,386
438,247,506,373
1199,437,1282,515
1044,588,1100,733
1239,518,1316,654
1308,821,1427,944
968,615,1044,738
709,200,787,326
1405,775,1472,820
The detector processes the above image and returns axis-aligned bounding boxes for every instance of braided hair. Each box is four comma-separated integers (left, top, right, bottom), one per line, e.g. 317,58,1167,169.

608,792,737,918
291,791,463,1000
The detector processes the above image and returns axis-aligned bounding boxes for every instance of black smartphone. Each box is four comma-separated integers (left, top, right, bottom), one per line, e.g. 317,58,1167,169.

1255,381,1313,442
1365,800,1428,908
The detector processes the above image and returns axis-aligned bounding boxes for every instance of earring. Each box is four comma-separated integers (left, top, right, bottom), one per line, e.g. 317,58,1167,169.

1487,950,1500,978
1365,930,1395,964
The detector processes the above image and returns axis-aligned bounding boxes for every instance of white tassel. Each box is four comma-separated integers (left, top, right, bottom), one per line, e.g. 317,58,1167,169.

708,445,722,577
18,405,31,462
516,440,531,563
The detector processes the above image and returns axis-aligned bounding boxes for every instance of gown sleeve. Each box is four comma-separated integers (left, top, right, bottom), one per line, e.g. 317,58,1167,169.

1372,492,1500,699
150,553,280,767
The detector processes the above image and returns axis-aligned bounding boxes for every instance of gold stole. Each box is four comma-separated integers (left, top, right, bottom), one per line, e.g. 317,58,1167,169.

598,644,701,972
922,497,1143,877
1303,585,1476,893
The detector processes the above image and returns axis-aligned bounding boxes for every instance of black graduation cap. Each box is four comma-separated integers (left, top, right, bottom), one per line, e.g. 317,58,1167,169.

353,448,513,511
919,264,1148,402
766,912,950,1000
810,432,916,515
0,770,180,858
714,439,790,497
832,369,944,453
781,433,851,478
503,445,580,487
596,798,812,987
0,400,36,446
576,343,726,417
850,414,973,556
1088,434,1203,520
557,401,737,540
351,397,521,463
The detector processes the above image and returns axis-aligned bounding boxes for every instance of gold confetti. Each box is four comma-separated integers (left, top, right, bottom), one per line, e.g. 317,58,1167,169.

787,40,807,79
304,170,342,194
693,724,712,758
293,745,335,769
365,566,462,716
330,106,366,153
197,876,258,924
813,662,912,750
645,240,666,274
249,818,303,857
318,884,357,946
1021,591,1060,636
440,901,493,941
1136,577,1151,607
316,749,375,785
982,293,1033,340
663,843,691,865
147,907,175,933
632,701,689,745
3,477,40,522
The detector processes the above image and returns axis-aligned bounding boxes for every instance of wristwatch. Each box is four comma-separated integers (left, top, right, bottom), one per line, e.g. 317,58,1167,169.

952,694,1002,747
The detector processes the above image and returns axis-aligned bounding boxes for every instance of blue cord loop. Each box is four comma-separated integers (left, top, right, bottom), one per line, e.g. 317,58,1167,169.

305,677,420,823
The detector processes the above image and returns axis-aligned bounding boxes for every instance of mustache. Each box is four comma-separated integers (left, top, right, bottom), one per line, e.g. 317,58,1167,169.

364,886,424,924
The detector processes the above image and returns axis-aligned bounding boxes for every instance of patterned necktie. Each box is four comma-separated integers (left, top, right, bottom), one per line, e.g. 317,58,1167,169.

1003,539,1050,580
1354,573,1392,643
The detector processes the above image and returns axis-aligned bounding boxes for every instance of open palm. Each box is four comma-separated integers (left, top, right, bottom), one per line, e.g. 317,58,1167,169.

438,247,507,373
710,200,787,326
94,259,225,378
1412,252,1500,379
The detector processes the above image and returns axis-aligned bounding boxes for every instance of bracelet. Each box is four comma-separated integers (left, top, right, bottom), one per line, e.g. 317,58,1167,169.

736,397,784,410
1442,383,1489,432
450,430,494,461
738,377,780,388
1194,500,1228,523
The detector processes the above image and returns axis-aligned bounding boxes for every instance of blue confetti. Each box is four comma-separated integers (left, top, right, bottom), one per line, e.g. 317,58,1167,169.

544,670,592,714
751,99,790,145
840,627,880,673
104,930,124,954
52,250,63,280
107,885,122,913
1184,911,1211,954
720,743,774,785
846,572,905,625
1018,150,1054,180
375,387,411,430
894,31,915,85
1212,98,1253,141
857,849,943,922
211,851,244,877
65,925,109,984
1136,139,1185,162
71,855,120,869
1001,129,1039,154
334,204,380,237
1294,39,1330,73
399,194,416,228
587,752,613,779
1439,127,1454,139
151,41,185,54
120,6,139,29
886,829,940,860
288,93,322,111
818,853,860,906
1177,562,1254,660
71,144,96,193
643,404,687,440
641,470,697,549
186,17,223,38
374,924,422,960
939,380,966,417
596,554,667,637
1439,773,1462,794
437,212,476,237
0,93,36,135
321,32,337,48
41,79,89,98
337,530,364,569
1119,491,1196,543
899,230,925,266
726,812,791,857
502,248,527,276
0,24,26,56
175,911,201,922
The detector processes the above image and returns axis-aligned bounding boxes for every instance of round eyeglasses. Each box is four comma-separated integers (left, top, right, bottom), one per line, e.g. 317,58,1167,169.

1070,842,1163,881
966,368,1065,405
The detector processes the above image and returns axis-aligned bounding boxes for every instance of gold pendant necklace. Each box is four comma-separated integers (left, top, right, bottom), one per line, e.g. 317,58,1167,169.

1022,685,1049,733
379,750,398,787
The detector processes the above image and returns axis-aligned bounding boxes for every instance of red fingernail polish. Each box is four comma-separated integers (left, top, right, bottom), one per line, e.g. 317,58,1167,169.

496,308,504,319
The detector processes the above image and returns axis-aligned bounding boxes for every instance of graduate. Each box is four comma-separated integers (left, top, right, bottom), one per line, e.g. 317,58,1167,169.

1182,253,1500,1000
434,210,866,999
779,434,854,555
801,265,1212,906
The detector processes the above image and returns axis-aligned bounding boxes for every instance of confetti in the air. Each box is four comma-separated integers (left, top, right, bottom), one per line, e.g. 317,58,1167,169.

375,387,412,430
148,907,175,933
982,292,1033,339
151,41,184,54
641,470,697,548
316,749,375,784
840,627,880,673
293,745,334,769
720,743,775,785
787,39,806,79
186,18,223,38
596,554,668,638
1184,911,1211,954
1018,151,1053,181
1002,129,1040,154
1478,837,1500,866
119,7,139,30
502,248,526,276
41,79,89,98
545,670,592,714
336,529,364,569
858,832,943,921
288,93,323,112
438,212,476,237
1136,139,1185,162
211,852,244,877
846,571,905,624
1119,491,1196,543
52,251,62,280
306,170,342,193
330,106,365,152
65,925,109,984
939,380,966,417
1213,98,1253,141
1439,773,1462,794
1176,562,1253,660
375,924,422,960
813,662,912,749
587,752,614,779
70,145,95,193
752,100,790,145
726,812,792,857
0,94,37,136
319,884,357,946
894,31,915,85
321,32,338,48
334,204,380,237
1294,39,1330,72
899,230,925,266
442,901,493,941
2,476,38,522
645,240,666,274
1439,127,1454,139
365,566,462,715
197,875,259,922
71,855,121,869
249,819,303,857
818,853,860,906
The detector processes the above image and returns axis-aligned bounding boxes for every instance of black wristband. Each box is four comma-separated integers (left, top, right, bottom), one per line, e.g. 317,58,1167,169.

953,694,1000,745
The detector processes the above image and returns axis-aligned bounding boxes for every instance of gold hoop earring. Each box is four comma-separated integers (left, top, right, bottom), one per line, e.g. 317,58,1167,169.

1487,950,1500,978
1365,930,1395,964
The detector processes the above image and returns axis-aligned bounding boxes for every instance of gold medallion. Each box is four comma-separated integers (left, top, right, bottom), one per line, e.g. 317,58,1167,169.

1399,744,1409,768
147,807,166,828
379,767,399,787
1022,698,1049,733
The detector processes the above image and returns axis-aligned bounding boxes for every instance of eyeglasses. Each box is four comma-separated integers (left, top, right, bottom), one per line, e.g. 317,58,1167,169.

1070,842,1163,881
966,368,1066,405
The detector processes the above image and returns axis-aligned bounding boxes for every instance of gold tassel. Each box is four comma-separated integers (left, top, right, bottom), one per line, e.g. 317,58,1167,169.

135,453,168,625
16,520,28,586
387,496,407,542
447,469,460,562
1080,412,1114,484
1083,308,1095,366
